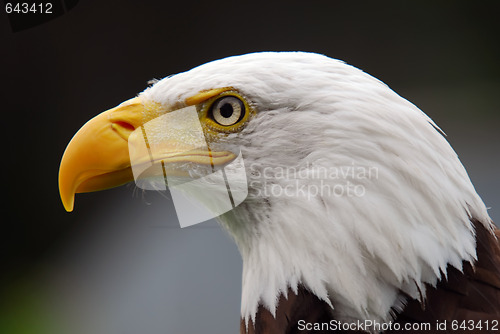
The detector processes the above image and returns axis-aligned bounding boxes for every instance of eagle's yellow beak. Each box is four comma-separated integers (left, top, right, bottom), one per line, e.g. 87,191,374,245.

59,89,241,213
59,98,146,212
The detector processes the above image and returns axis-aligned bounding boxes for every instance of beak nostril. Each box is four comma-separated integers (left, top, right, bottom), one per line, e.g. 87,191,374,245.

114,121,135,131
111,121,136,140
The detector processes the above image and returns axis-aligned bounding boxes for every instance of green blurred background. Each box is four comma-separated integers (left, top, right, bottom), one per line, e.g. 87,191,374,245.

1,1,499,333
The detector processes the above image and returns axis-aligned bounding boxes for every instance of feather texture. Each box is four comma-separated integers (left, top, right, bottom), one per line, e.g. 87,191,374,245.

241,220,500,333
141,52,496,329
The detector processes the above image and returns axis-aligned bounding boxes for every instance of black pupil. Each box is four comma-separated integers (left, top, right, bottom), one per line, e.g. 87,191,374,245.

219,103,234,118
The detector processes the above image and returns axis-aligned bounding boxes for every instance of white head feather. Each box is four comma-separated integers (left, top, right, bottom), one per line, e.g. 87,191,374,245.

141,52,492,324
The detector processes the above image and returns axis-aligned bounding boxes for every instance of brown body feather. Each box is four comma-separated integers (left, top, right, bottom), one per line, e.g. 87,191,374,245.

241,220,500,333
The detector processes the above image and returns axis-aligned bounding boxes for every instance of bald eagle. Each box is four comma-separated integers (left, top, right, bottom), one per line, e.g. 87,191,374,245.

59,52,500,333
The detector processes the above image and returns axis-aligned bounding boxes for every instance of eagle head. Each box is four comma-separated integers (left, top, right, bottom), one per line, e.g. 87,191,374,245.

59,52,492,326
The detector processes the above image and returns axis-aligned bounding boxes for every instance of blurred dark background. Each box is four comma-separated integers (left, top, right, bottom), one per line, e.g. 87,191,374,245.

1,1,499,333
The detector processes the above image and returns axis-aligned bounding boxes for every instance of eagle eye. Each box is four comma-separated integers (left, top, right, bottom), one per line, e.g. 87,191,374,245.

210,96,245,126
